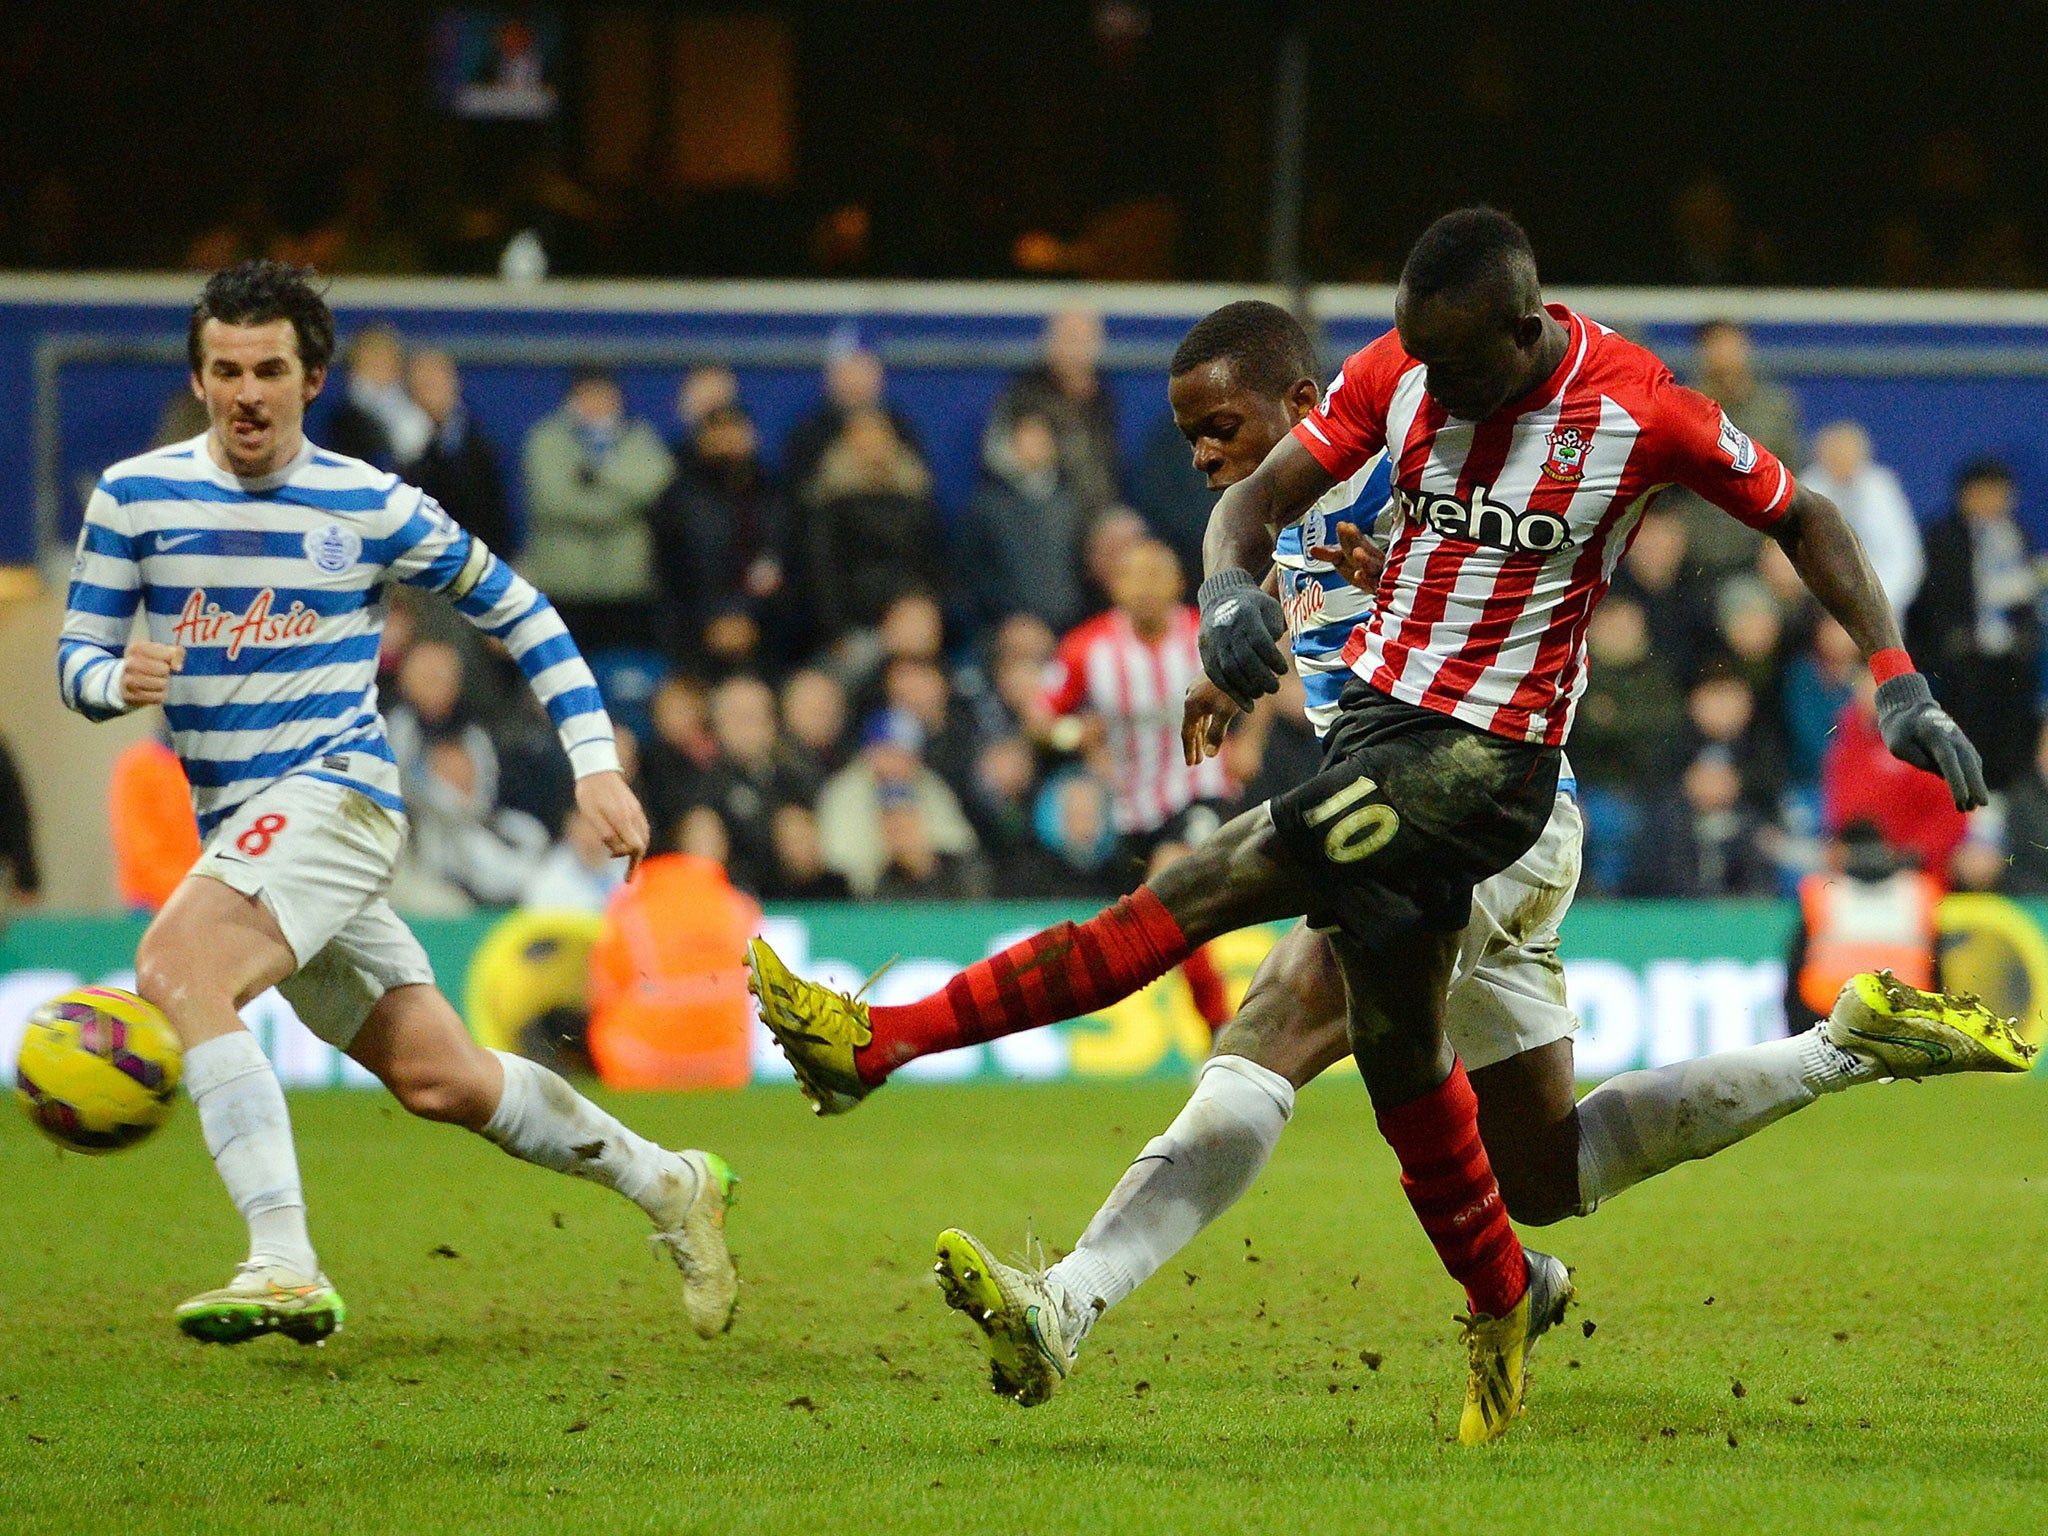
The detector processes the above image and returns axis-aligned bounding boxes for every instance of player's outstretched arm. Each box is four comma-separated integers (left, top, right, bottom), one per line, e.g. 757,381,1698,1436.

1770,482,1988,809
1197,435,1336,710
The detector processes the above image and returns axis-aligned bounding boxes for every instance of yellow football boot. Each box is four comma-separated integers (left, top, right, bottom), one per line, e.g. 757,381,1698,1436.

744,937,876,1114
1826,970,2036,1080
1457,1249,1573,1445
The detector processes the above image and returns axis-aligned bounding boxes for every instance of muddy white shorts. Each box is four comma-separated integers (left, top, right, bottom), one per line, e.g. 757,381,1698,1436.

191,774,436,1051
1446,791,1584,1073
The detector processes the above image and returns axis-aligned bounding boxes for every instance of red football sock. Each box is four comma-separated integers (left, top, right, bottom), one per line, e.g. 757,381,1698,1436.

1180,945,1232,1033
1375,1061,1527,1318
856,887,1194,1084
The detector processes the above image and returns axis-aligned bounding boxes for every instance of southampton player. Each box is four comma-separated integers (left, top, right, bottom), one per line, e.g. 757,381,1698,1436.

750,217,2022,1441
60,261,738,1344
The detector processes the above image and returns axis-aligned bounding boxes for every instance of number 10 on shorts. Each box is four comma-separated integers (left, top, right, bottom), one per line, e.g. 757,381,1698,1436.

1303,778,1398,864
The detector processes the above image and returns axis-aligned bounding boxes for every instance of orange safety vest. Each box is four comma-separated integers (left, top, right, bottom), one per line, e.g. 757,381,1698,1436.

586,854,760,1090
1797,869,1940,1014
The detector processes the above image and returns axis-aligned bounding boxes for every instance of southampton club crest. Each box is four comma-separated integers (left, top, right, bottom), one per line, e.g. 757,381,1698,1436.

303,522,362,575
1541,426,1591,483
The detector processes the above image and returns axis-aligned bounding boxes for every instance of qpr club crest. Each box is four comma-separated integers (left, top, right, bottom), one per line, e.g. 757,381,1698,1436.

304,522,362,575
1541,425,1591,483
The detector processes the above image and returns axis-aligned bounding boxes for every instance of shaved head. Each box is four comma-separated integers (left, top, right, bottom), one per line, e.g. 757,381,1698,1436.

1399,207,1540,322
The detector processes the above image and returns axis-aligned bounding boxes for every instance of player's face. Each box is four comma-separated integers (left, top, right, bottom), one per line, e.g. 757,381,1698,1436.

191,317,325,477
1395,289,1536,422
1169,360,1319,491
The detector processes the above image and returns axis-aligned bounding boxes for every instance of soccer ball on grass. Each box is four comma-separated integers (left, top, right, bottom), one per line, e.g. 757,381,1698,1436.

15,986,183,1153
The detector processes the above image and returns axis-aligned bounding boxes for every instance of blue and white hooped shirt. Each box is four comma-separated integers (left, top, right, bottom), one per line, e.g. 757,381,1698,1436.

60,434,619,839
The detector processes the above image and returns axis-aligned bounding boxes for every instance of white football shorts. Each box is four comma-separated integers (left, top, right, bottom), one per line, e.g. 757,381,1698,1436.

1446,790,1584,1072
191,772,436,1050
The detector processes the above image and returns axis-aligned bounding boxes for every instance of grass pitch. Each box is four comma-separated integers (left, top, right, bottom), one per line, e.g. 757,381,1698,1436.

3,1071,2046,1535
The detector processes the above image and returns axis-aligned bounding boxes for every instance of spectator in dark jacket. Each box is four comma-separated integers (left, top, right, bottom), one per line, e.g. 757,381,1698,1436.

1625,747,1776,897
1998,720,2048,895
781,341,926,498
803,408,946,644
984,307,1121,514
325,324,431,470
404,348,514,556
957,410,1088,636
653,402,794,673
693,676,818,893
1905,458,2041,790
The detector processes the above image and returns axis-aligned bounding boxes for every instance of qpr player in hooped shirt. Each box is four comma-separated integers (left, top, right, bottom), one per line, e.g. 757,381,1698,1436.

57,260,741,1348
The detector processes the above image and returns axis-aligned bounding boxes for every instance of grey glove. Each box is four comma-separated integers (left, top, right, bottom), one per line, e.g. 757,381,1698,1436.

1197,568,1288,711
1875,671,1989,811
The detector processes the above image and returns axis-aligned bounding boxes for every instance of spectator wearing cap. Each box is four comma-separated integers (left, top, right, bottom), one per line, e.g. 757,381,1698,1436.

1906,458,2041,789
816,708,980,898
520,367,675,654
1801,421,1923,619
404,348,514,557
984,307,1122,514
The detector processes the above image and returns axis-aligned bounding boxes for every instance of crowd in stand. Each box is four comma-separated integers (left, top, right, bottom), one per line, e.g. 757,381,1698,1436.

21,313,2038,919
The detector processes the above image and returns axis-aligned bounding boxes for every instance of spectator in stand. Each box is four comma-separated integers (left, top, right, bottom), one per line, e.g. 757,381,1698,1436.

638,676,719,852
1821,674,1968,881
1801,421,1923,619
1131,409,1218,585
1995,721,2048,895
398,736,552,911
1080,506,1149,614
764,805,853,901
404,348,514,557
1625,746,1776,897
696,675,819,895
1040,539,1232,887
520,808,628,912
817,708,981,899
520,367,675,654
1568,595,1687,889
985,307,1121,514
325,323,432,470
1023,768,1125,901
962,735,1045,889
1611,509,1710,684
839,590,949,722
1232,670,1322,812
675,364,740,436
0,732,41,924
1683,664,1785,816
780,337,925,503
780,668,852,780
385,639,501,804
882,655,981,808
1673,320,1804,574
1714,575,1789,708
1783,820,1942,1032
873,790,992,901
1781,617,1861,791
653,399,792,673
804,408,945,647
1906,458,2041,790
958,410,1089,636
106,735,199,913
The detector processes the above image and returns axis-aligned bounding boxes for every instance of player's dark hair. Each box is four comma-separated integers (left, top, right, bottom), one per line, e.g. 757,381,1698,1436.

188,259,335,376
1399,207,1538,312
1170,300,1321,400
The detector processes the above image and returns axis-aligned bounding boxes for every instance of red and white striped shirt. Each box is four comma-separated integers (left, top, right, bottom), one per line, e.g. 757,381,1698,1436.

1042,605,1232,834
1293,305,1794,746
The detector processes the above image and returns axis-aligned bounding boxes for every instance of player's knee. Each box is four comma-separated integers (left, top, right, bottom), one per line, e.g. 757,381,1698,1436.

134,931,217,1021
1493,1161,1576,1227
388,1061,491,1125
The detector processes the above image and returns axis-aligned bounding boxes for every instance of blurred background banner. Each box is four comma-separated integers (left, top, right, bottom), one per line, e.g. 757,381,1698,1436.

5,899,2043,1089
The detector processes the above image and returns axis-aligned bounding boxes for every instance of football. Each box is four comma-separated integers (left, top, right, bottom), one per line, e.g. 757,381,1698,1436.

14,986,183,1154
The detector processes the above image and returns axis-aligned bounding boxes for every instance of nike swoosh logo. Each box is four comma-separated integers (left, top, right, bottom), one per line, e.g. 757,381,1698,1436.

157,532,205,551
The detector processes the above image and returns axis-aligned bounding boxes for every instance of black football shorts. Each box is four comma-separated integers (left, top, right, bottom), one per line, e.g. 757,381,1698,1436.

1267,679,1560,944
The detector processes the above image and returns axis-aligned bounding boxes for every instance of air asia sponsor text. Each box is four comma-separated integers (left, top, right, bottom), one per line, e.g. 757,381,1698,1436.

170,589,320,659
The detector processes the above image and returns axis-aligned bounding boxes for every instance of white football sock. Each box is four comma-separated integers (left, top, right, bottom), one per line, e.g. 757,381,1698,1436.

1574,1025,1875,1214
481,1050,682,1219
183,1031,319,1277
1047,1054,1294,1343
